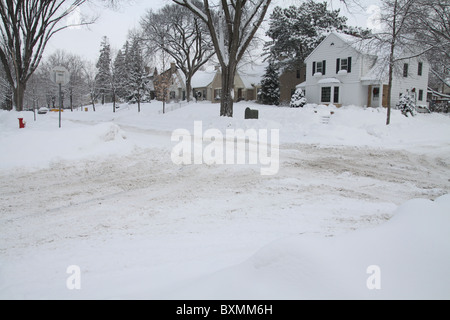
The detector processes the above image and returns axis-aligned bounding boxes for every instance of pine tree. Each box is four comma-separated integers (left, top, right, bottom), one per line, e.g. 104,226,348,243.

113,49,127,101
128,38,148,112
265,0,368,71
95,36,112,105
260,63,280,106
290,88,307,108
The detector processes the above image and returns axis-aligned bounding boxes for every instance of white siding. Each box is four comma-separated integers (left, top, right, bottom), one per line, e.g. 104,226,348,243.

304,33,366,106
304,32,430,108
390,58,429,107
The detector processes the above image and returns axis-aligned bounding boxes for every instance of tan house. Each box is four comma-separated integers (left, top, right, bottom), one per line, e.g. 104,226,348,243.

154,63,186,102
192,64,265,103
279,64,307,104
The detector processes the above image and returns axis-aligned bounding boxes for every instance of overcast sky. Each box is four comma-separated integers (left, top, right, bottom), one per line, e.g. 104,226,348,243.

45,0,381,63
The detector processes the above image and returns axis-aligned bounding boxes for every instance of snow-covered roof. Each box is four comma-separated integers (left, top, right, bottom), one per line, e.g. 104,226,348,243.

318,78,341,85
238,63,267,89
333,32,380,56
361,58,388,83
191,70,217,88
296,81,306,88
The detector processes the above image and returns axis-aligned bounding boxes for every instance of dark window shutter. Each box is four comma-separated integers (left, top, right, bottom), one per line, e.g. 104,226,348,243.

322,60,326,75
348,57,352,73
336,58,340,74
312,62,316,76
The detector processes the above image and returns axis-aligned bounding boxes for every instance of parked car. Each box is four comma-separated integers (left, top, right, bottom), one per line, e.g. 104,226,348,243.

38,107,49,114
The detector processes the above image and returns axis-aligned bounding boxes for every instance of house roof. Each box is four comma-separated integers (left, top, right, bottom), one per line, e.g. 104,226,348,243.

305,32,382,63
238,63,267,89
296,81,306,88
318,78,341,85
361,58,388,83
191,70,217,88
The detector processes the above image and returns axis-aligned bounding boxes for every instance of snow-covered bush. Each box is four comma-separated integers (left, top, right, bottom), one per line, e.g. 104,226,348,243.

290,88,307,108
396,92,416,117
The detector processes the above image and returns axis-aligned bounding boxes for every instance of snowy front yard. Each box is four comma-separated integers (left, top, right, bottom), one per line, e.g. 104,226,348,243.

0,101,449,299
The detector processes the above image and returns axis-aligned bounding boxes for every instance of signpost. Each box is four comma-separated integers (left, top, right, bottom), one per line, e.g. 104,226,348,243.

50,66,70,128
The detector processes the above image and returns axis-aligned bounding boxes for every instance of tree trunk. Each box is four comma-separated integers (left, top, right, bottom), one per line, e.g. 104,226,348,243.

14,83,26,111
186,77,192,102
387,0,398,126
220,64,236,117
70,88,74,112
91,93,96,112
113,92,116,113
387,58,394,125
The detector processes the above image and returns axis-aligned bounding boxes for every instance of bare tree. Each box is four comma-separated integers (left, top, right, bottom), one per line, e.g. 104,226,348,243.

0,63,13,110
0,0,96,111
173,0,271,117
410,0,450,91
141,3,215,103
154,51,173,115
41,50,87,111
83,62,99,112
369,0,420,125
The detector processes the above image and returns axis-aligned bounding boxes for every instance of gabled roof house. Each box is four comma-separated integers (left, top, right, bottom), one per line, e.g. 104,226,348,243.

299,32,430,108
192,64,265,103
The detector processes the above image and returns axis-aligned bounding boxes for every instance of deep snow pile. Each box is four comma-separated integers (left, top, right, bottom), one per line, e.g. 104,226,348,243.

1,101,450,172
168,195,450,300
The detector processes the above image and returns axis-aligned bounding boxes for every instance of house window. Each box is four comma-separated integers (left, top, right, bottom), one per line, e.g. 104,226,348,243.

334,87,340,104
214,88,222,100
316,61,323,74
313,60,326,75
336,57,352,73
296,69,301,79
403,63,409,77
321,87,331,103
419,89,424,101
418,62,423,76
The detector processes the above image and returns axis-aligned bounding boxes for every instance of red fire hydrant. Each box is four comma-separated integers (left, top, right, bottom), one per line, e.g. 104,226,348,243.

18,114,26,129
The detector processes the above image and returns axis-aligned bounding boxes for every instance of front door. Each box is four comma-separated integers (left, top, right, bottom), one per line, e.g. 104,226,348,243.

372,86,380,107
382,85,389,107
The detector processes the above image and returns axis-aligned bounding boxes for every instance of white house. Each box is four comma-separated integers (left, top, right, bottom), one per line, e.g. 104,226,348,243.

300,32,430,108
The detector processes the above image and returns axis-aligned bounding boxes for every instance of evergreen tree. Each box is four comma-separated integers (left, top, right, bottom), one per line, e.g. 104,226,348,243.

128,38,148,112
95,36,112,105
265,0,368,71
260,62,280,106
113,49,127,101
290,88,307,108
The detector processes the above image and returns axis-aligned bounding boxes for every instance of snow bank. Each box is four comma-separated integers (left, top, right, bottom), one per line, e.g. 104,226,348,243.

0,110,131,171
169,195,450,299
1,101,449,171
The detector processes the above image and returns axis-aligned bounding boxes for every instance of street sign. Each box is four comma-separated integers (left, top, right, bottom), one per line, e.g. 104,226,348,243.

50,66,70,128
50,66,70,85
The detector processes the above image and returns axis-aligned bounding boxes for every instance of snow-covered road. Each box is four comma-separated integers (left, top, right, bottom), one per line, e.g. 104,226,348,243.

1,140,448,298
1,102,449,299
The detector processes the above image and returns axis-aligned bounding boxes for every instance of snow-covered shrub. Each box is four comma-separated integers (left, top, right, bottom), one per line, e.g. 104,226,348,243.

290,88,307,108
396,92,416,117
